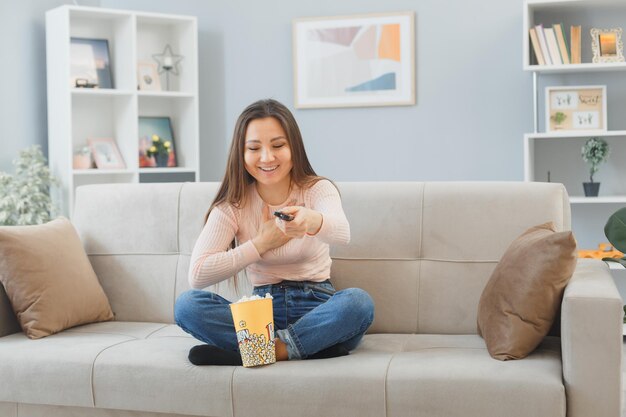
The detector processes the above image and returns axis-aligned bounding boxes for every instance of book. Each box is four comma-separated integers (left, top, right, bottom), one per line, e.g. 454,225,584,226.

553,23,570,64
571,25,581,64
544,27,563,65
529,27,546,65
535,24,552,65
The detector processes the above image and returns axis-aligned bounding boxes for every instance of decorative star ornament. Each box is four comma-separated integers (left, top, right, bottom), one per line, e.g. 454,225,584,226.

152,44,184,75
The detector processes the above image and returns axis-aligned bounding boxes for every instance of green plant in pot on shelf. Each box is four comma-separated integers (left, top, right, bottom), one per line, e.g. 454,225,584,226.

581,137,609,197
550,111,567,129
147,134,172,167
0,145,58,225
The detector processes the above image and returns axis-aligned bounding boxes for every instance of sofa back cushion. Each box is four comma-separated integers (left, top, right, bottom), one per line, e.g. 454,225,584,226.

72,182,570,334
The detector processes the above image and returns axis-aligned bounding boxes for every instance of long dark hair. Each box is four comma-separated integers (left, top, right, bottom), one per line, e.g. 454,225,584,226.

205,99,329,291
206,99,323,222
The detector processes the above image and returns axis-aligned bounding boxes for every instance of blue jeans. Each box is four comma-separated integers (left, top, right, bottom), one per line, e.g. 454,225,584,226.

174,281,375,360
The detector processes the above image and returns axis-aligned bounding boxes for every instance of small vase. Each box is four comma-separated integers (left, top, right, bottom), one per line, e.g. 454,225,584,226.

583,182,600,197
155,153,169,167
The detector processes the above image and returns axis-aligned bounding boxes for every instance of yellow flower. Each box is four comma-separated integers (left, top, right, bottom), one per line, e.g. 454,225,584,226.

149,146,157,153
152,135,160,142
164,141,171,148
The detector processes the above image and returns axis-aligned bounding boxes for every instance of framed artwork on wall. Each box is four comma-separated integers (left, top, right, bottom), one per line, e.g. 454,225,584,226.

70,38,113,89
87,138,125,169
545,85,607,133
293,11,415,109
138,116,177,168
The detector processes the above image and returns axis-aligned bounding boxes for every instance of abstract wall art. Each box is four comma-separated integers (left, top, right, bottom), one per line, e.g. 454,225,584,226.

293,12,415,109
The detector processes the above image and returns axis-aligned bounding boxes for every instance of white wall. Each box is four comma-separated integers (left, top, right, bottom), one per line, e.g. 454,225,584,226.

98,0,532,183
0,0,99,172
3,0,624,248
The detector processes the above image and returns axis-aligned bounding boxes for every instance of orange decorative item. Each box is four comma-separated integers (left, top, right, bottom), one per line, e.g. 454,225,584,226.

578,243,624,259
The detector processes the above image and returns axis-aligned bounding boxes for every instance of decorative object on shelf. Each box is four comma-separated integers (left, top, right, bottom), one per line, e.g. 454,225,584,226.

293,11,415,109
581,137,609,197
70,38,113,89
550,111,567,129
138,116,177,168
87,138,126,169
578,242,623,260
591,28,625,64
0,145,58,225
146,135,172,167
152,44,183,91
137,61,162,91
72,146,92,169
603,207,626,267
545,85,607,133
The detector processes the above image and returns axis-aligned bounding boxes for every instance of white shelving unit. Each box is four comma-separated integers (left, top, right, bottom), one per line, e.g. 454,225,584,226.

46,5,199,217
523,0,626,202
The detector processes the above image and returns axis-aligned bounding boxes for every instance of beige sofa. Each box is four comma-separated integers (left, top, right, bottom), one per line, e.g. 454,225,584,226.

0,182,622,417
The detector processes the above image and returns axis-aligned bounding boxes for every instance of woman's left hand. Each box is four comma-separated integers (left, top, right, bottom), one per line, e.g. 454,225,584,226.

275,206,323,238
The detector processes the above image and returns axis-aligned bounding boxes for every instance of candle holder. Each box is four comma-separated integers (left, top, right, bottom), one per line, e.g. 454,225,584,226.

152,44,184,91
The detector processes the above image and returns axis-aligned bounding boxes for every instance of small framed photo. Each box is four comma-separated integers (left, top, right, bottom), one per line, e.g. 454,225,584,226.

138,116,178,168
70,38,113,89
137,61,162,91
545,85,607,133
591,28,625,63
293,11,415,109
88,138,126,169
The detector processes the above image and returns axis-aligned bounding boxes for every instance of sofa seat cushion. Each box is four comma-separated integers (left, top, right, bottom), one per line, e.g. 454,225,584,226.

0,325,565,417
378,334,565,417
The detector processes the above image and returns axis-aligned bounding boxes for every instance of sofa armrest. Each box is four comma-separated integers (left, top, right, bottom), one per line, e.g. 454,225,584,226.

0,284,20,338
561,259,622,417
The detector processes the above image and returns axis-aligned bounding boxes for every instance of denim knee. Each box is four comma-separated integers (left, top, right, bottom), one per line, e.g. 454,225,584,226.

342,288,375,327
174,289,200,326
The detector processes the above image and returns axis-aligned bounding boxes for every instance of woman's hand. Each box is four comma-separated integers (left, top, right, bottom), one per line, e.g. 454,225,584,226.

275,206,323,239
252,205,292,255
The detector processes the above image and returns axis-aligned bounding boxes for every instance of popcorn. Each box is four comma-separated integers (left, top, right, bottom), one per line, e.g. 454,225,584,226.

234,293,273,303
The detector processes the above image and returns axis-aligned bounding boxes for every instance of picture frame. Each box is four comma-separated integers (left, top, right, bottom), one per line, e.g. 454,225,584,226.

138,116,178,168
70,38,113,89
137,61,162,91
88,138,126,169
545,85,607,133
293,11,415,109
591,28,625,63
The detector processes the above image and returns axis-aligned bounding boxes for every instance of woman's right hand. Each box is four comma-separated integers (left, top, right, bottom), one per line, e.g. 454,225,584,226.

252,205,291,255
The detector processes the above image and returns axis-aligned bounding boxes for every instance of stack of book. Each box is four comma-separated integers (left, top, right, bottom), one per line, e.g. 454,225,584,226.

529,23,581,65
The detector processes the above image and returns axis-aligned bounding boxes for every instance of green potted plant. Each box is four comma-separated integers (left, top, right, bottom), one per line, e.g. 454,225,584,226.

550,111,567,129
146,134,172,167
0,145,58,225
581,137,609,197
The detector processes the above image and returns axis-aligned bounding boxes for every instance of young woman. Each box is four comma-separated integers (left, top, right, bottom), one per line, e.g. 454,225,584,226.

174,99,374,366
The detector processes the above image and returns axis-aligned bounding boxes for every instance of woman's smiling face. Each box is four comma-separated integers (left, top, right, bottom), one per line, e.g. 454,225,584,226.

244,117,293,189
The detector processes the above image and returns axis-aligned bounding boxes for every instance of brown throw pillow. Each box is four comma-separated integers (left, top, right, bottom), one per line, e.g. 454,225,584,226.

0,217,114,339
477,222,576,360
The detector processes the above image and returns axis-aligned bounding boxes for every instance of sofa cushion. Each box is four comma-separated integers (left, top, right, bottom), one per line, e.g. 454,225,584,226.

0,326,565,417
0,218,114,339
477,222,577,360
384,335,565,417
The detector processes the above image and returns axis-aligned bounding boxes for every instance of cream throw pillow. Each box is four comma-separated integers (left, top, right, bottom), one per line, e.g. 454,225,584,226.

0,217,113,339
477,222,577,360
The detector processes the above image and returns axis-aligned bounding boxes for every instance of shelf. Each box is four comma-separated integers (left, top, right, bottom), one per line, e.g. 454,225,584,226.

73,169,134,175
525,130,626,139
570,196,626,204
137,91,195,98
71,89,135,97
47,5,199,217
138,168,196,174
524,62,626,74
